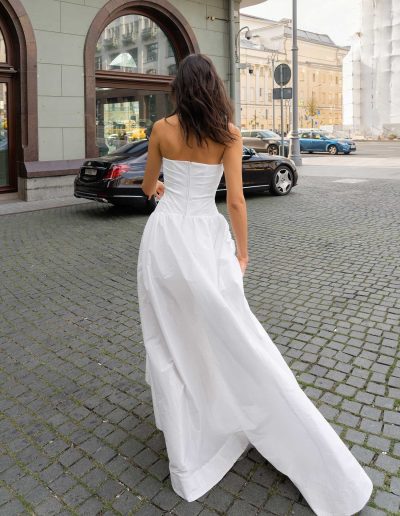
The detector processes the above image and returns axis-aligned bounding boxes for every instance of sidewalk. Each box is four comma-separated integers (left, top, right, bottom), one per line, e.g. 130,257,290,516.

0,197,91,216
300,155,400,181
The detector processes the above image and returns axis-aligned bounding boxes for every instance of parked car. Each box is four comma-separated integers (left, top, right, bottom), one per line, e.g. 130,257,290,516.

74,140,298,212
297,131,353,154
314,130,357,153
241,130,289,157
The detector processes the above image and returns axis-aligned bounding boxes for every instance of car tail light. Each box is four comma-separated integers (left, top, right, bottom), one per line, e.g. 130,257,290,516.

104,164,129,179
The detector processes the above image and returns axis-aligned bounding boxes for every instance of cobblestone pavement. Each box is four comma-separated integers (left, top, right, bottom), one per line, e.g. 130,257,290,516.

0,175,399,516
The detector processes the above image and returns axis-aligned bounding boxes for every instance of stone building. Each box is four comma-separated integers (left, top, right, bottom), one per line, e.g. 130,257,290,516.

239,14,348,133
0,0,261,201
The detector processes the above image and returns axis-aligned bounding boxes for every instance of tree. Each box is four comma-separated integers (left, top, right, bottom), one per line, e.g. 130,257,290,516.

306,96,318,128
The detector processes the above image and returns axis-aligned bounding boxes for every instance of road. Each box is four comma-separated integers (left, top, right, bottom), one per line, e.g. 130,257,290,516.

299,141,400,181
0,173,399,514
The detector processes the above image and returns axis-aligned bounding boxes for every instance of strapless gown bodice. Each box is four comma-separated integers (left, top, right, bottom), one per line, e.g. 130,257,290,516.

155,157,224,217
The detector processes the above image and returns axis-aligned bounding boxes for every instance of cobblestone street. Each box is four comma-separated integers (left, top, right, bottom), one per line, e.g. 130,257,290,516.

1,174,399,515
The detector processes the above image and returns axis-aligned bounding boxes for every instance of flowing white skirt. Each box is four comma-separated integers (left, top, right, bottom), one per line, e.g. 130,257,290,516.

137,209,373,515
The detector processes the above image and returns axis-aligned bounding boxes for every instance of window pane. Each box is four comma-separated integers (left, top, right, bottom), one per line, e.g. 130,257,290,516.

96,14,177,75
0,83,9,186
0,29,6,62
96,87,173,155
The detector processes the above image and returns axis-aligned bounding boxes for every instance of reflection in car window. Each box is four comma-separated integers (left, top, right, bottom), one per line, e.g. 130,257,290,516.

259,131,279,138
301,132,311,138
312,133,321,139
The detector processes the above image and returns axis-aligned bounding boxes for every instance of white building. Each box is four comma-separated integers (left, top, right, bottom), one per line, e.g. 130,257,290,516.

343,0,400,137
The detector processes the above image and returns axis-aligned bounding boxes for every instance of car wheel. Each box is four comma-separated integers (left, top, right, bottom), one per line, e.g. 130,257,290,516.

328,145,338,155
271,166,294,196
308,151,313,154
268,144,279,155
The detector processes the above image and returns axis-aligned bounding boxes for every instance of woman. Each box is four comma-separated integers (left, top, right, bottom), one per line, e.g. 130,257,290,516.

137,54,373,514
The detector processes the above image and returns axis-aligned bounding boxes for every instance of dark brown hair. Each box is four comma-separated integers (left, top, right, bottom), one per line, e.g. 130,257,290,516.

169,53,236,146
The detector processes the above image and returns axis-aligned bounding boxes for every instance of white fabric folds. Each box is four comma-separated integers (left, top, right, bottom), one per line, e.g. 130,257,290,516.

137,158,373,515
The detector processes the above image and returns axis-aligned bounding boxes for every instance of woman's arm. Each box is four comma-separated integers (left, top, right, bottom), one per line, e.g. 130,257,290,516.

141,121,163,199
222,126,249,275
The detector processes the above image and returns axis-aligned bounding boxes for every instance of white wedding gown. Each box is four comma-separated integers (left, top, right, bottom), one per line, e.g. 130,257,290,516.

137,157,373,515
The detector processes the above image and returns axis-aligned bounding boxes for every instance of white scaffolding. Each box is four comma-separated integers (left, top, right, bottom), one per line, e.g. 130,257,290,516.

344,0,400,137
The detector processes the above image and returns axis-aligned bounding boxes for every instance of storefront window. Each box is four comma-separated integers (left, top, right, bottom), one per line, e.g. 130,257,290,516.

0,83,9,186
96,14,176,75
96,87,173,155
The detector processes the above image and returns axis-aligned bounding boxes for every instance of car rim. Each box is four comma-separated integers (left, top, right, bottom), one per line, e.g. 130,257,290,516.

329,146,337,155
275,168,293,193
269,146,278,155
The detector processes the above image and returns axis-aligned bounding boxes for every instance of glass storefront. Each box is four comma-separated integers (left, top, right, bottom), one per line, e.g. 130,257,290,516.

0,83,8,187
0,21,10,190
96,87,172,155
95,14,177,155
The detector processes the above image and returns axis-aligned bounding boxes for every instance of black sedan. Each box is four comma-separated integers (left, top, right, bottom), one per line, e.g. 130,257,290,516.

74,140,298,212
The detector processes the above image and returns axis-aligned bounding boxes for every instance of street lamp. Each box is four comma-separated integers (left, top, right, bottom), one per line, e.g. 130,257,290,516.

289,0,302,165
235,26,252,63
233,25,255,127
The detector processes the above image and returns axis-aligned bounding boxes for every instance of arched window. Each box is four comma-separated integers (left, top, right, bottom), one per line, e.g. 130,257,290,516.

96,15,177,75
94,14,179,155
85,1,199,157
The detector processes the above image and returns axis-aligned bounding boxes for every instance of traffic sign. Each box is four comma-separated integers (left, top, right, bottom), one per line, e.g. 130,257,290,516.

273,87,293,100
274,64,291,86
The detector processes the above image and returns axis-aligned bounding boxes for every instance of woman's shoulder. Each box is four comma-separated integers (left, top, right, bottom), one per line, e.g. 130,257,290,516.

151,115,178,137
155,114,178,127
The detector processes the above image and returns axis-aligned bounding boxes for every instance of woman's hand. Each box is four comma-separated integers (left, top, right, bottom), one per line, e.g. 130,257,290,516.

147,180,165,200
237,255,249,276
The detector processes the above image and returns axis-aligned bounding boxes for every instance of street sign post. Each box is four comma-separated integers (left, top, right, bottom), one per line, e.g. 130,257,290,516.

274,64,292,155
273,87,293,100
274,64,291,86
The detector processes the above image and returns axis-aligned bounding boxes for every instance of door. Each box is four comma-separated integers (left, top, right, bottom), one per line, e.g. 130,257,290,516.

299,132,311,152
0,20,17,194
311,132,325,152
242,131,261,151
0,80,15,191
242,152,270,188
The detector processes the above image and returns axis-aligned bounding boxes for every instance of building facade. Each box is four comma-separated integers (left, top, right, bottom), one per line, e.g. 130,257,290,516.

239,14,348,133
0,0,262,201
343,0,400,137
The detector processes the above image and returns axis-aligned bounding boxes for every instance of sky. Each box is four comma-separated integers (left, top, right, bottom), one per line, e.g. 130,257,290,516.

240,0,362,47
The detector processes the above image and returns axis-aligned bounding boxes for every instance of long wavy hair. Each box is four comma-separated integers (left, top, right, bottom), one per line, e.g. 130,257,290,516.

169,53,235,146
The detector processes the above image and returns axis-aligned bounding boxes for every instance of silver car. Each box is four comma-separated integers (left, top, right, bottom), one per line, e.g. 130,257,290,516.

241,130,289,157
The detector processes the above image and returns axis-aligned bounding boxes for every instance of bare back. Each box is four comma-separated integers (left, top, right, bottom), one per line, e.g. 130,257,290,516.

157,115,226,165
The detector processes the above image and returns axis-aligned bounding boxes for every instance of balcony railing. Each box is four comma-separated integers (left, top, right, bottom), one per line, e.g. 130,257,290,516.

141,27,157,41
122,32,138,45
103,36,118,49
